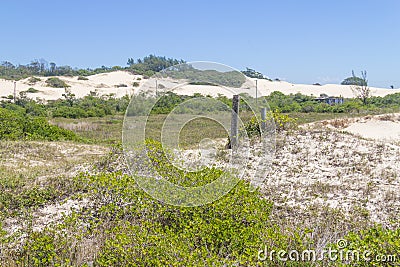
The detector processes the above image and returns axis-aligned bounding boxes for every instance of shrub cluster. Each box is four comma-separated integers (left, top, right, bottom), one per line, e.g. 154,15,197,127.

0,108,79,141
45,77,70,88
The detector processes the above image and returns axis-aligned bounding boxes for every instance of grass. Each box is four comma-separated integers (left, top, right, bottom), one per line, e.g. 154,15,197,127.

52,114,232,148
50,116,123,144
50,112,378,146
0,141,107,219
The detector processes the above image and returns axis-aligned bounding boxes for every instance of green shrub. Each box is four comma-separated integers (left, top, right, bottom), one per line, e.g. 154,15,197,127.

0,108,79,141
51,106,87,118
77,76,89,80
27,76,41,85
26,87,39,93
86,166,274,265
45,77,70,88
0,108,24,140
132,81,139,87
243,110,297,138
329,226,400,266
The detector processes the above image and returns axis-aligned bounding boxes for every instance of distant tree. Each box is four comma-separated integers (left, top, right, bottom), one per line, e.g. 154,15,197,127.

127,58,135,66
1,61,15,69
127,55,185,75
341,70,367,86
351,70,370,105
241,68,267,79
49,62,57,74
62,88,76,107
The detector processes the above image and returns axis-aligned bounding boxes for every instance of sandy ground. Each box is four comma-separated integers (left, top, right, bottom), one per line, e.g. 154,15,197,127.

0,71,143,100
305,113,400,141
1,71,400,100
172,113,400,228
344,116,400,140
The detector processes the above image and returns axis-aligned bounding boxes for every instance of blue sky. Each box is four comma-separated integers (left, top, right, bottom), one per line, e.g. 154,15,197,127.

1,0,399,87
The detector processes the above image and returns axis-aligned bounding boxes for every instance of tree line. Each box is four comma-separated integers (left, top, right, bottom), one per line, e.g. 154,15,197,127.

0,55,186,80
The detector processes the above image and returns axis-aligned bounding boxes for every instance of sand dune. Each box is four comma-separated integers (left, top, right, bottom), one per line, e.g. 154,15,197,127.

1,70,400,101
304,113,400,141
0,71,143,101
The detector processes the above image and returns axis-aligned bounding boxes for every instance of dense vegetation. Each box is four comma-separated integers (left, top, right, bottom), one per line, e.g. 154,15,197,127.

0,55,185,81
45,77,70,88
1,90,130,119
0,107,79,141
0,80,398,143
341,70,368,86
266,91,400,113
241,67,271,80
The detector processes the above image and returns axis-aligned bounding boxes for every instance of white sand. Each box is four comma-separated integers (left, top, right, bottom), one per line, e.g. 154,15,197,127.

1,71,400,101
344,114,400,141
304,114,400,141
0,71,144,101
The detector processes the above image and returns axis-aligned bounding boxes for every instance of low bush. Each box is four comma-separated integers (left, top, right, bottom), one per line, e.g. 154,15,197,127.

27,77,41,85
0,108,79,141
45,77,70,88
77,76,89,80
243,110,298,138
26,87,39,93
329,226,400,266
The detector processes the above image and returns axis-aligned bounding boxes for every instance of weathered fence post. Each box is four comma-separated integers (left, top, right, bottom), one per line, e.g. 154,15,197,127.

231,95,240,149
261,107,267,132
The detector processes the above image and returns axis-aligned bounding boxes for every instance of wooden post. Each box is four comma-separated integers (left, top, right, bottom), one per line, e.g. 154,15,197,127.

231,95,240,149
261,107,267,132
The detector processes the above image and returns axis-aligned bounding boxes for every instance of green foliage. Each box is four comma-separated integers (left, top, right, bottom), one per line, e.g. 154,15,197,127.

126,92,230,116
243,110,298,138
329,226,400,266
164,67,246,88
127,54,185,76
27,76,41,85
264,91,394,114
242,67,271,80
20,231,58,266
52,106,88,118
0,108,79,141
26,87,39,93
341,70,368,86
77,75,89,80
45,77,70,88
83,145,275,265
341,76,367,86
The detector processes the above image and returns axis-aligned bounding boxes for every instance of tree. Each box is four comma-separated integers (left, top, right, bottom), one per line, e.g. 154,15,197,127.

241,68,267,79
341,70,367,86
62,88,76,107
127,58,135,66
49,62,57,74
351,70,370,105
